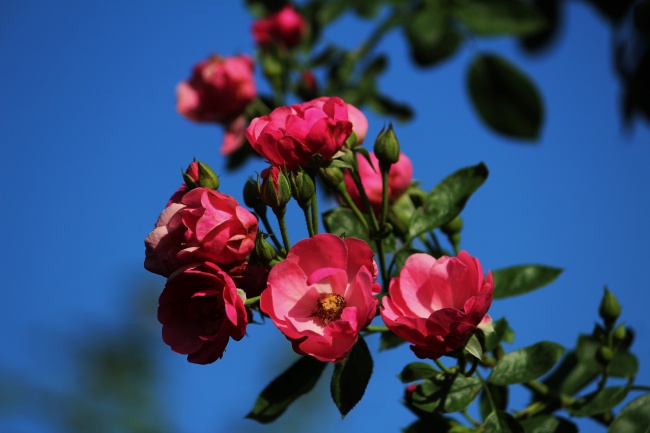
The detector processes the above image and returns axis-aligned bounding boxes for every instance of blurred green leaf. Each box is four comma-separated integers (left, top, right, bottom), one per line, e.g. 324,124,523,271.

489,342,565,385
441,375,482,413
247,356,327,423
379,330,407,351
479,383,509,420
330,336,373,418
467,53,544,140
608,394,650,433
398,362,440,383
575,334,639,379
323,207,367,239
453,0,547,36
519,415,578,433
404,2,462,67
408,162,489,242
367,93,414,122
492,265,563,299
485,317,515,352
483,411,524,433
568,384,631,417
542,351,599,396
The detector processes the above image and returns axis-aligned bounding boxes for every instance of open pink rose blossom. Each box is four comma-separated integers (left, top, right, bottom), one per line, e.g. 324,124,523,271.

158,262,248,364
343,151,413,212
380,251,493,360
303,96,368,145
177,54,256,124
144,187,258,277
245,97,353,170
260,234,380,362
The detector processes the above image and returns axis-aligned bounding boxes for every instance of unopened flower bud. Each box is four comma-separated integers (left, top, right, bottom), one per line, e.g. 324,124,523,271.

596,346,613,365
261,166,291,214
441,216,463,235
243,177,266,213
197,161,220,190
255,234,277,264
613,323,627,342
599,287,621,328
374,123,401,167
290,169,316,207
319,166,345,188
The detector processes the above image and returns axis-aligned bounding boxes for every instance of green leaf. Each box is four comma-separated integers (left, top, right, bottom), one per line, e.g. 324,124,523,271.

379,330,407,351
247,356,327,423
464,333,483,360
608,393,650,433
488,342,565,385
412,379,443,413
367,93,414,122
330,336,373,418
467,53,544,140
542,351,599,396
483,411,524,433
568,385,631,417
398,362,439,383
479,384,509,420
485,317,515,352
575,334,639,379
519,415,577,433
323,207,368,240
492,265,563,299
404,2,463,67
442,375,482,413
407,162,489,241
453,0,547,36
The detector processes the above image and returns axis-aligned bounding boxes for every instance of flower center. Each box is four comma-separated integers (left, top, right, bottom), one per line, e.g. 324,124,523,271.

312,293,346,324
187,295,225,336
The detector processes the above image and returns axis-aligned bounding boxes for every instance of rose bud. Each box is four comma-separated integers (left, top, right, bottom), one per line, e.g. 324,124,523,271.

252,5,307,49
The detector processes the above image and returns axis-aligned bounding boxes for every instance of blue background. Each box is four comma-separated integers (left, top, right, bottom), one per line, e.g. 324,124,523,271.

1,1,649,432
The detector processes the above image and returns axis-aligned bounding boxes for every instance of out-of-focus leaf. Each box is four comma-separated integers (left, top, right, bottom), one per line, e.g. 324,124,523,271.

405,2,462,67
485,317,515,352
467,53,544,140
407,162,488,242
542,351,598,396
519,415,578,433
367,93,414,122
488,342,564,385
379,330,406,351
483,411,524,433
398,362,439,383
330,337,373,418
453,0,547,36
608,393,650,433
247,356,326,423
492,265,563,299
568,385,631,417
575,334,639,379
441,375,482,413
479,384,509,420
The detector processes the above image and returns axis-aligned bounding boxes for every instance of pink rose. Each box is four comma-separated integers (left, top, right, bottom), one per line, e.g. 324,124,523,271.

380,251,493,360
304,96,368,144
260,234,380,362
176,54,256,124
167,161,200,206
158,262,248,364
252,5,306,49
245,97,353,170
343,151,413,212
178,188,258,266
144,188,258,277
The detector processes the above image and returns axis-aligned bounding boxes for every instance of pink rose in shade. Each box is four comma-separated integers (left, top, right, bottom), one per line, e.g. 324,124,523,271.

176,54,256,124
304,96,368,145
380,251,494,360
167,161,200,206
178,188,258,266
144,203,186,277
252,5,306,49
144,188,258,278
343,151,413,212
260,234,380,362
246,97,353,170
220,115,247,155
158,262,248,364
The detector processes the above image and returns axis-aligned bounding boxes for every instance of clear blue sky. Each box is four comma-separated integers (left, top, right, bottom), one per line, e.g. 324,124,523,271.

1,1,649,432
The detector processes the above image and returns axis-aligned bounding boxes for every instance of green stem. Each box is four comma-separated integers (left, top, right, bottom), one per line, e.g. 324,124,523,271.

435,359,454,375
476,370,498,413
276,211,291,252
310,179,319,234
365,325,389,333
258,210,283,251
302,204,314,237
631,385,650,392
245,296,261,306
337,184,370,230
461,409,481,427
350,168,380,231
380,168,390,228
375,238,389,293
